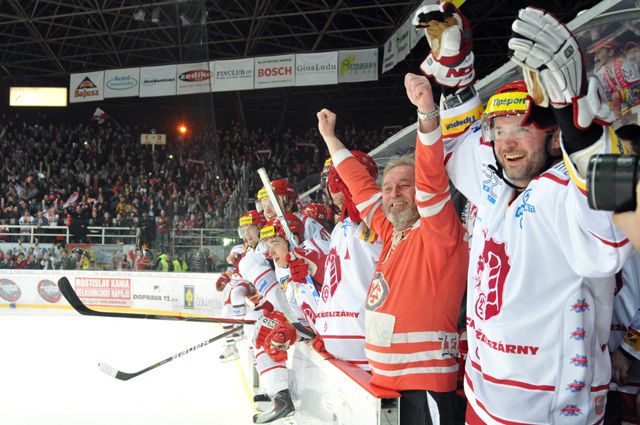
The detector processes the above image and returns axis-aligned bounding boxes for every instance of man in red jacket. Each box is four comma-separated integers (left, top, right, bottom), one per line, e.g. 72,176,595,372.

316,73,468,425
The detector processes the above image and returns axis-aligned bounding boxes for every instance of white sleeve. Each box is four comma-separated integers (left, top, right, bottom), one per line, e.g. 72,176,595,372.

553,128,634,277
439,96,492,207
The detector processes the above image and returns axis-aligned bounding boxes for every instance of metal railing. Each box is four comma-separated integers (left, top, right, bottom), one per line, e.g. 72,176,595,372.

0,224,139,245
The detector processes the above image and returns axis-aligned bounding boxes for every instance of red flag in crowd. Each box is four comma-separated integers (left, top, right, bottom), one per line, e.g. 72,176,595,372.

90,107,110,124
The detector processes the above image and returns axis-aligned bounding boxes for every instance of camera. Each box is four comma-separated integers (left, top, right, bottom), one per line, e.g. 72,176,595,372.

587,154,639,212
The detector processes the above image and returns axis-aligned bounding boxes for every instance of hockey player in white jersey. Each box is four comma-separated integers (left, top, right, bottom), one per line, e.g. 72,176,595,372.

315,153,381,368
215,244,254,362
257,178,331,253
235,210,297,424
413,4,633,423
258,213,324,336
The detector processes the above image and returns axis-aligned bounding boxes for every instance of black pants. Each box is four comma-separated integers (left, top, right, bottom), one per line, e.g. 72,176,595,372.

399,390,457,425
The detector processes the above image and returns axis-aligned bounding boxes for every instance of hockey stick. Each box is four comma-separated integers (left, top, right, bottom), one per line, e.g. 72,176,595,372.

98,325,242,381
57,277,256,325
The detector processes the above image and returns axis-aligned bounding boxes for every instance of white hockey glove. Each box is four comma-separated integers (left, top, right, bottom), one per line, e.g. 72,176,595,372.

508,7,613,129
414,2,475,88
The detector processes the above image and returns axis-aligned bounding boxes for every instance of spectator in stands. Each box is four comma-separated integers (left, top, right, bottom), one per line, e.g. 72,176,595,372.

40,252,54,270
156,209,170,251
117,254,132,270
13,251,28,269
18,209,34,242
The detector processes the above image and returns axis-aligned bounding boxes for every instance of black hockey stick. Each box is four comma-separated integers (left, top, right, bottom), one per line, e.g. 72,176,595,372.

98,325,242,381
57,277,256,325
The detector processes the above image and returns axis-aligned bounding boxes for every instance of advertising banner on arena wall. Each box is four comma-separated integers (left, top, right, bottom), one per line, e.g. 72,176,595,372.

139,65,177,97
338,48,378,83
176,62,212,95
295,51,338,86
382,36,397,74
382,19,413,73
104,67,140,98
254,54,295,89
69,71,104,103
0,270,223,319
211,58,254,92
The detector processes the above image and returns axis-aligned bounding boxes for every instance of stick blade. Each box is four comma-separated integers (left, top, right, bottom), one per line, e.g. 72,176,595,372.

98,362,118,378
98,362,134,381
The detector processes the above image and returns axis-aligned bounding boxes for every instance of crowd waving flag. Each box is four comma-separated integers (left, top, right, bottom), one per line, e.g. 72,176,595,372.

90,107,110,124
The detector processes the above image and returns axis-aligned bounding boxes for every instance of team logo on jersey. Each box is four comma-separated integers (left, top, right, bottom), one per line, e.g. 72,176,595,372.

566,380,586,392
474,238,511,320
366,272,389,310
514,189,536,228
570,299,590,313
569,354,588,367
570,327,586,341
560,405,582,417
481,167,503,205
321,247,342,302
300,301,316,324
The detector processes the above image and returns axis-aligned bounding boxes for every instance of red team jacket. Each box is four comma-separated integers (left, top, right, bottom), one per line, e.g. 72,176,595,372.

331,125,468,392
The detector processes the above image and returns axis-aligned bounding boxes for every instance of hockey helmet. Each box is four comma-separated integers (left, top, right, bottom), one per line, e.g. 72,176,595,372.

326,150,377,194
257,179,298,215
238,210,266,238
482,80,555,144
302,202,330,224
259,213,305,244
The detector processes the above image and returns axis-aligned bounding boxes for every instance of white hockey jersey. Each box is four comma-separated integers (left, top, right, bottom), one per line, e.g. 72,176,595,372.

439,96,633,424
296,212,331,255
273,239,323,331
316,217,381,369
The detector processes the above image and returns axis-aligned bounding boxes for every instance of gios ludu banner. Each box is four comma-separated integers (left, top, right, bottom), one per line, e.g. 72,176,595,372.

104,67,139,98
295,51,338,86
140,64,177,97
69,71,104,103
338,49,378,83
177,62,212,95
212,58,254,92
254,54,295,89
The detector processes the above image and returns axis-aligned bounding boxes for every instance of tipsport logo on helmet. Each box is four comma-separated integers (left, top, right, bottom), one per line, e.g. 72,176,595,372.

485,92,529,115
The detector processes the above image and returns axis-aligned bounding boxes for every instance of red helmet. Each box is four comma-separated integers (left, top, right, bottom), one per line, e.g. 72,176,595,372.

257,179,297,205
302,203,330,224
482,80,556,142
260,213,305,242
327,150,377,195
238,210,267,228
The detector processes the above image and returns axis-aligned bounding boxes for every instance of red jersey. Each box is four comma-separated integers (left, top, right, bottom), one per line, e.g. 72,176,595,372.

332,125,468,392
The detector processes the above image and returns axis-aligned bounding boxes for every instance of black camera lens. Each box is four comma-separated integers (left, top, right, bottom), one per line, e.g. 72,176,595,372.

587,154,640,212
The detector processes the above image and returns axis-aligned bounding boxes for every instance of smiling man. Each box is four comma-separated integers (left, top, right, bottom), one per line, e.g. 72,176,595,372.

317,73,469,425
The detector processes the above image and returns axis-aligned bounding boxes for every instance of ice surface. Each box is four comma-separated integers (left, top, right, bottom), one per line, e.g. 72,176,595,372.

0,313,256,425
